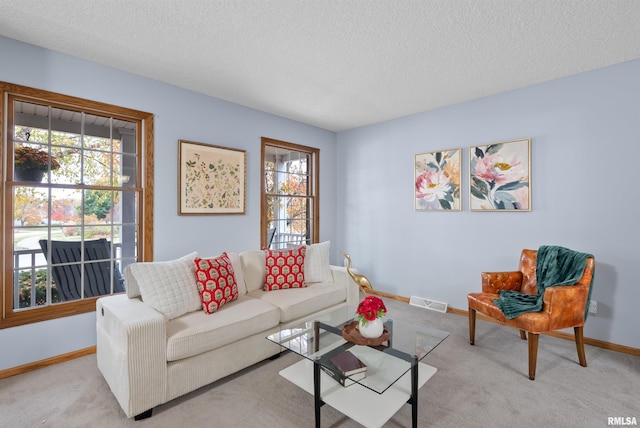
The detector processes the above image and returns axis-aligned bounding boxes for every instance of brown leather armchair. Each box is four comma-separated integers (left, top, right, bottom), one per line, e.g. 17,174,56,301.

467,249,595,380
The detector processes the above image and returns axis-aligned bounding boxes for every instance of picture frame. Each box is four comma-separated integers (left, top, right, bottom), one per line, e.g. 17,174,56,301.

414,148,461,211
469,138,531,212
178,139,246,215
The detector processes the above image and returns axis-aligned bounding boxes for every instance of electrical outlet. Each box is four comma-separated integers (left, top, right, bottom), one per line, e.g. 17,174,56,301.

589,300,597,314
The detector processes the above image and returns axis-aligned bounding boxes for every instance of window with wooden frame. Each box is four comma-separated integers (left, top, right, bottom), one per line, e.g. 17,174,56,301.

0,82,154,328
261,137,319,250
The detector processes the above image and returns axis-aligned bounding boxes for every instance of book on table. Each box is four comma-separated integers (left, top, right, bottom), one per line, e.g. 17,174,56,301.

320,365,366,387
329,350,367,376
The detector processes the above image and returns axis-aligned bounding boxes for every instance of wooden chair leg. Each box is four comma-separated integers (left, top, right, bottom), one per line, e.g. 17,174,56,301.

575,326,587,367
468,308,476,345
519,330,527,340
527,333,539,380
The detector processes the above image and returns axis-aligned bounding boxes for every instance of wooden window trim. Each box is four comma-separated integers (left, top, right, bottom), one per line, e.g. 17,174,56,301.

0,81,154,328
260,137,319,249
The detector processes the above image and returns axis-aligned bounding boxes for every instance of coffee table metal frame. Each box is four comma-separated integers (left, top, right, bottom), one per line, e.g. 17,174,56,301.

267,306,448,428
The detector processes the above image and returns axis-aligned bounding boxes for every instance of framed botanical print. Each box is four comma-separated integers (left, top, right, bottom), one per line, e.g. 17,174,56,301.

178,139,246,215
469,138,531,211
414,148,461,211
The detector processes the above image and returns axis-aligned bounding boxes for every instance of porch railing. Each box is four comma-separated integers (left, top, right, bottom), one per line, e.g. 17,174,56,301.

271,232,307,249
13,243,124,309
13,248,42,309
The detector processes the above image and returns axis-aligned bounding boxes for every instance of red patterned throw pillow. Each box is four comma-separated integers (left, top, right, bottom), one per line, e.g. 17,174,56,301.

194,253,239,314
264,247,306,291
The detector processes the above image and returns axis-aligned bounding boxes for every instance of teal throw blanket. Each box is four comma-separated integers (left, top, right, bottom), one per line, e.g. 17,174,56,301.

493,246,594,320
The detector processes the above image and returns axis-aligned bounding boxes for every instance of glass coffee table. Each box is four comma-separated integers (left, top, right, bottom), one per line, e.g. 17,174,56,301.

267,305,449,428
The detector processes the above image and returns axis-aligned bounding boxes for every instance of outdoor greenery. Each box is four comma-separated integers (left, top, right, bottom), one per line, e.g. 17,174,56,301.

12,122,124,309
13,125,121,226
83,189,115,220
265,158,309,236
18,269,60,308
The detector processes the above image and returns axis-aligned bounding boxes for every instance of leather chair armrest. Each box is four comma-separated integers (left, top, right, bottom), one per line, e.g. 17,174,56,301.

542,285,590,329
481,271,523,294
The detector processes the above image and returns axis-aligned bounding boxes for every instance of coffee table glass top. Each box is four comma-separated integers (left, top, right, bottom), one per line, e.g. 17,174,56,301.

267,305,449,394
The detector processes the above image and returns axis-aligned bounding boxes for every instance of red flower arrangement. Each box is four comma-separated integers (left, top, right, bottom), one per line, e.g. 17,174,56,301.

356,295,387,326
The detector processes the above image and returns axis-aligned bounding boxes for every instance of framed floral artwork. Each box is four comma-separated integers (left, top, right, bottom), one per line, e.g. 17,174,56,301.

178,139,246,215
469,138,531,211
414,148,461,211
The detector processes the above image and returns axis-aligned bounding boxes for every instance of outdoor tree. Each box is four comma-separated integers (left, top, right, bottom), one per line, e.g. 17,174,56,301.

266,158,308,235
12,118,125,308
83,190,113,220
13,126,121,227
50,198,76,222
13,187,46,226
279,173,308,234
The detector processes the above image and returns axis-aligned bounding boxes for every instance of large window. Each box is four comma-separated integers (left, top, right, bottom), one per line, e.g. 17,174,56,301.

1,82,154,328
261,137,319,249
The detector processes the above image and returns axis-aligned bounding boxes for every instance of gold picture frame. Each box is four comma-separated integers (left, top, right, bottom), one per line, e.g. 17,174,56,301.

469,138,531,212
178,139,246,215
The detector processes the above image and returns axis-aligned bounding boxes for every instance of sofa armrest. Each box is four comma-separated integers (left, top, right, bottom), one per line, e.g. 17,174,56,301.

481,271,523,294
96,294,167,418
330,265,360,307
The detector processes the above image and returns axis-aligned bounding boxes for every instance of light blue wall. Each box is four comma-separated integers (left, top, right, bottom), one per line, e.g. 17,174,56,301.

336,59,640,349
2,36,639,371
0,36,338,370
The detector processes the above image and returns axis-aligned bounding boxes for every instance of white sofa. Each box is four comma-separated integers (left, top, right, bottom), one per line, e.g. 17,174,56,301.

96,245,359,419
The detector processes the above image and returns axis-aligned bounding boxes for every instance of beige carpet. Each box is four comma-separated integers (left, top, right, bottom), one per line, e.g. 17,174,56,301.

1,298,638,428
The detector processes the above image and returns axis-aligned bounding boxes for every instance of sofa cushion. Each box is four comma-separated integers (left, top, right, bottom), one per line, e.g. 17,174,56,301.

125,252,198,299
305,241,332,284
165,295,281,361
239,250,266,293
264,247,306,290
226,252,247,295
194,253,239,314
248,282,346,323
128,252,201,320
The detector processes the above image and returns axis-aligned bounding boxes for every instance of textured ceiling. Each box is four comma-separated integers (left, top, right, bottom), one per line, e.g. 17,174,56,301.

2,0,640,131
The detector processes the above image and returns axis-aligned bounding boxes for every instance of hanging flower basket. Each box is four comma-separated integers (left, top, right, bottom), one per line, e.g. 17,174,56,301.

14,167,46,182
14,146,60,182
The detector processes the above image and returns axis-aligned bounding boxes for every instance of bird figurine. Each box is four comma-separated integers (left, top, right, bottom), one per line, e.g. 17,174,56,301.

341,252,374,293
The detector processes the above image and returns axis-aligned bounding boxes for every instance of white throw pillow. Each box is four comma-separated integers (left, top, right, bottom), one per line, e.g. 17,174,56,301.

305,241,332,283
239,250,267,293
225,252,247,295
128,252,201,320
